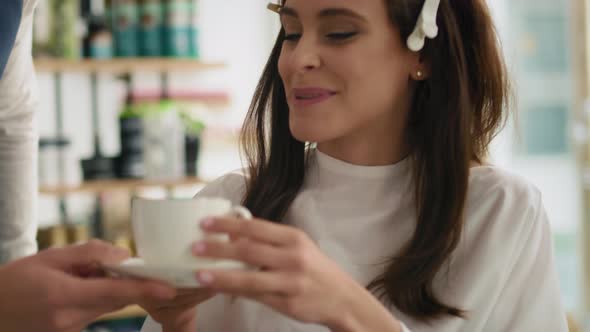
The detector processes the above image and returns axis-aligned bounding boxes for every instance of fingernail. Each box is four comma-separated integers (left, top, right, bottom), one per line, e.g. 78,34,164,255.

192,242,206,254
201,218,215,228
197,271,214,284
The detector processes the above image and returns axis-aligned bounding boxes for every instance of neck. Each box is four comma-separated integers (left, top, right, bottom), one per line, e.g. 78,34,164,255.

317,126,409,166
315,94,413,166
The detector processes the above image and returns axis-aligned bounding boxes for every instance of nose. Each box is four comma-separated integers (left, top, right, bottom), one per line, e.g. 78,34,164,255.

291,35,321,73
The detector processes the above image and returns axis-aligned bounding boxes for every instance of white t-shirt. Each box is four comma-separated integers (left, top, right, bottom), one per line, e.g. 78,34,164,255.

0,0,39,263
142,149,568,331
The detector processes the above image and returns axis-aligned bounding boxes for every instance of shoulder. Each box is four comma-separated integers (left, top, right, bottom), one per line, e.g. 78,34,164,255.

195,169,249,205
451,166,553,280
468,165,541,205
465,165,545,241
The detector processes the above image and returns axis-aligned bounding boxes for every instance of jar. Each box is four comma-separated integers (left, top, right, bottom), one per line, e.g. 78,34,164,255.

38,137,80,188
142,101,185,179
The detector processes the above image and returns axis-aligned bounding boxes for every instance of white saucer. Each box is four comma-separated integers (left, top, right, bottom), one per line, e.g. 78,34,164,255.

103,258,247,288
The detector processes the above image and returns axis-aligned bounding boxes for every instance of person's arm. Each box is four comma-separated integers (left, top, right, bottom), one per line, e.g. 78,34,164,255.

0,240,176,332
324,282,406,332
0,0,39,263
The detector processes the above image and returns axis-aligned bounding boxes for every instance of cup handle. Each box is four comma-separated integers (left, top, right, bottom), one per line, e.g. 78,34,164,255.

229,206,253,220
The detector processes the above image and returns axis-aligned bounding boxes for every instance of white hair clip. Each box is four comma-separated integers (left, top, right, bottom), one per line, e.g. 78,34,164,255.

407,0,441,52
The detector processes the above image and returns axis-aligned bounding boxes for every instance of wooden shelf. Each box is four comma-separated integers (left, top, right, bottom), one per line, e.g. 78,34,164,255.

39,177,205,195
34,58,225,74
95,305,147,322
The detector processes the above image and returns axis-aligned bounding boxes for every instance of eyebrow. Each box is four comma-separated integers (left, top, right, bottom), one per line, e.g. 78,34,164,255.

279,6,368,23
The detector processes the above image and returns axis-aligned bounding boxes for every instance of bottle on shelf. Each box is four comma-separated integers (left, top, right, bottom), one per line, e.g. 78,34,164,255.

111,0,140,57
38,137,81,188
189,0,200,58
117,78,146,179
162,0,196,58
82,0,114,59
43,0,81,59
138,0,164,57
142,100,186,179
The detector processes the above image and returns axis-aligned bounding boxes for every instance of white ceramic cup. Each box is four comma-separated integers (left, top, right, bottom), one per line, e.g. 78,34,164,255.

131,197,252,267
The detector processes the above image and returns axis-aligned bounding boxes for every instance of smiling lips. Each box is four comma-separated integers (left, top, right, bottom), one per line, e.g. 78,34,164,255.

292,88,338,107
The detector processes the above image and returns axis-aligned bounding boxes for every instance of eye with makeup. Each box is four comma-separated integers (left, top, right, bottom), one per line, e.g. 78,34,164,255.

325,31,358,41
283,31,302,42
281,19,301,42
282,30,359,43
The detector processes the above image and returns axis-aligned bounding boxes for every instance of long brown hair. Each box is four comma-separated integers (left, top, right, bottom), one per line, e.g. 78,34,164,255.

240,0,510,321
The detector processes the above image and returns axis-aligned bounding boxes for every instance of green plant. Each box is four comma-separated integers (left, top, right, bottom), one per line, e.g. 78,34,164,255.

179,110,206,137
119,105,142,119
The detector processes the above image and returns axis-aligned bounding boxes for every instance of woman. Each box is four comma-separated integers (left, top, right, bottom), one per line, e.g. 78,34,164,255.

141,0,568,331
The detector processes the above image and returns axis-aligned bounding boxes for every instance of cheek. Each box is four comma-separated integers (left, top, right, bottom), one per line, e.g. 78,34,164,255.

359,72,407,109
334,33,412,106
337,57,409,116
278,51,290,88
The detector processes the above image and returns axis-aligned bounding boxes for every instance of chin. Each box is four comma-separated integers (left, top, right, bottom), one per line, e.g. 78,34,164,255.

289,122,335,143
287,104,344,143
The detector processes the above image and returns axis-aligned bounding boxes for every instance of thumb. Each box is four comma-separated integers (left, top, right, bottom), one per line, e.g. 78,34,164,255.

73,278,177,310
44,240,130,270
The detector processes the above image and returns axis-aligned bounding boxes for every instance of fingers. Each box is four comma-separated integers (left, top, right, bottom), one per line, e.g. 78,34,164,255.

200,217,305,247
44,240,130,270
192,237,289,269
72,277,177,310
196,270,298,296
175,288,217,299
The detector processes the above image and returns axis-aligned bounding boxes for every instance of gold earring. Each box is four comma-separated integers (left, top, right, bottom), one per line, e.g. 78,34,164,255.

416,70,423,79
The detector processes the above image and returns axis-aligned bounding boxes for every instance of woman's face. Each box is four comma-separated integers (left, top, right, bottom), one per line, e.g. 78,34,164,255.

278,0,419,148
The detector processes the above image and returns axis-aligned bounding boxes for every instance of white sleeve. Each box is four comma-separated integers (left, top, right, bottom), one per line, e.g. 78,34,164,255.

485,197,568,331
0,0,39,263
193,170,247,204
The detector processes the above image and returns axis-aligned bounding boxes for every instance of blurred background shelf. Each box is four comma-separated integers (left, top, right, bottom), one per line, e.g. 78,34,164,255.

34,58,226,74
39,177,205,195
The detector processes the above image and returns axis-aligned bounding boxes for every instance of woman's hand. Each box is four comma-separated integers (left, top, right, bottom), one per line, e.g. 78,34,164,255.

0,240,177,332
191,216,368,330
140,288,216,332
